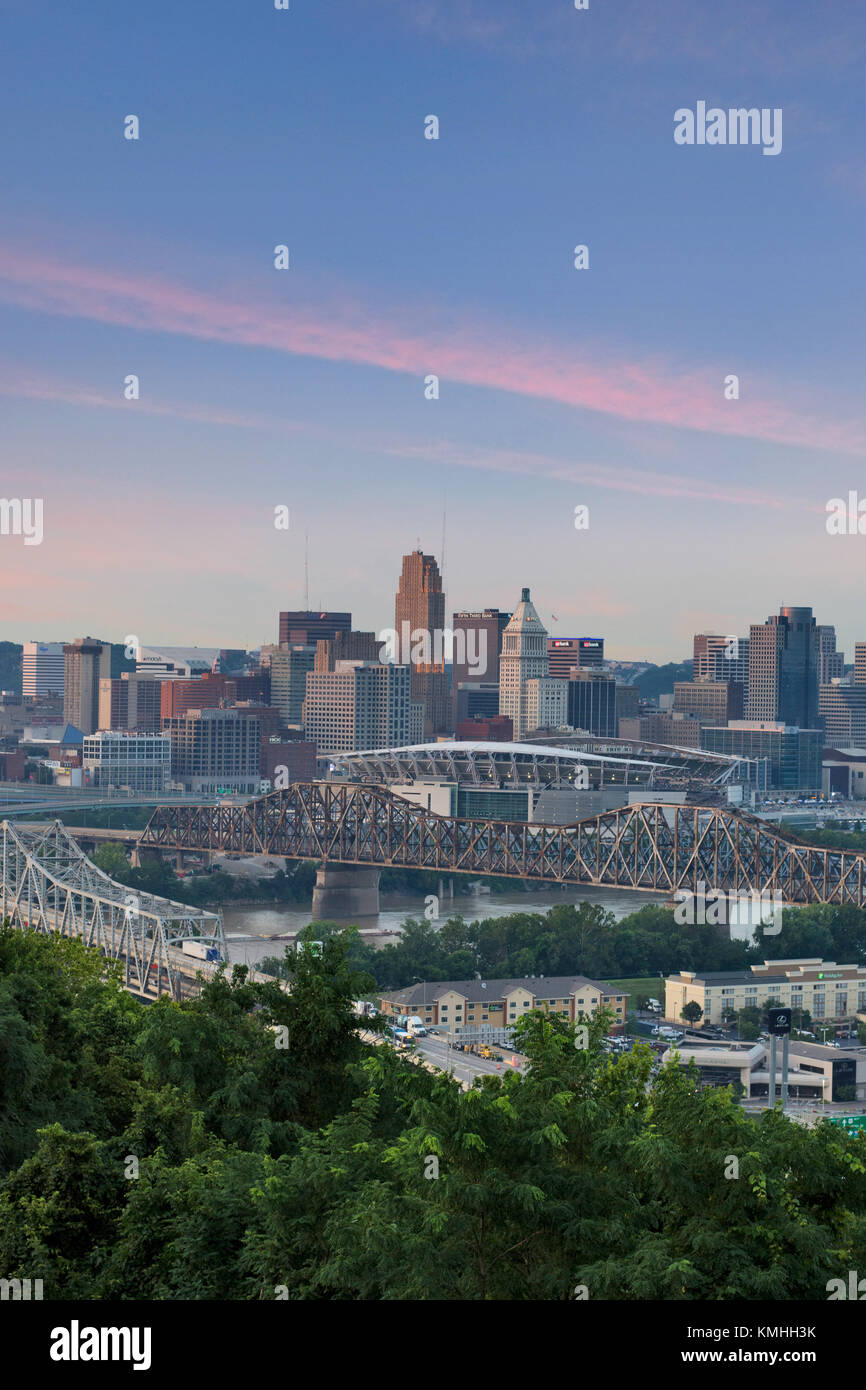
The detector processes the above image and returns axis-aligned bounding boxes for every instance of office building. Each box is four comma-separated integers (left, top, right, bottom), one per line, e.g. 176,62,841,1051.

499,588,550,740
618,712,704,749
160,674,230,721
855,643,866,687
393,551,450,735
303,661,423,755
278,611,351,646
615,683,640,727
566,669,617,736
451,610,510,685
98,673,162,732
455,715,514,742
673,680,743,725
818,626,845,685
454,682,500,725
693,633,750,704
81,731,171,793
22,642,65,699
819,684,866,750
701,721,822,790
547,637,604,678
164,708,262,793
747,607,820,728
525,676,569,734
270,645,317,725
314,631,380,672
63,638,114,735
260,739,318,785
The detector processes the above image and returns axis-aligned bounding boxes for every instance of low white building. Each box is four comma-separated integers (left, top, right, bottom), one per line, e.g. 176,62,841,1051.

82,731,171,792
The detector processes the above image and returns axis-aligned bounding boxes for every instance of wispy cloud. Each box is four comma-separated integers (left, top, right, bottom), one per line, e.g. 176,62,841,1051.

0,244,863,455
0,363,830,516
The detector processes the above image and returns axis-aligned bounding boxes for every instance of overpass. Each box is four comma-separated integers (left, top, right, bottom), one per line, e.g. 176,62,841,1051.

0,819,226,1000
140,781,866,912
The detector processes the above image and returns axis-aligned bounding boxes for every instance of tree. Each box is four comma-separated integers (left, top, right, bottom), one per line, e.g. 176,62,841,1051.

681,1001,703,1025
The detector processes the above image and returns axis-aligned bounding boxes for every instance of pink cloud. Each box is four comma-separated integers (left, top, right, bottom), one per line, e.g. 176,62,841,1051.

0,243,863,455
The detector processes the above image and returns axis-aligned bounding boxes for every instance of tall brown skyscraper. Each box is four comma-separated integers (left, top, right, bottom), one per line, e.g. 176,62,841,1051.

394,551,450,735
63,637,112,734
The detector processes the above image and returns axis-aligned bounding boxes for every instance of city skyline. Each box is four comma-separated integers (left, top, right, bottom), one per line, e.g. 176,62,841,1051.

3,0,866,657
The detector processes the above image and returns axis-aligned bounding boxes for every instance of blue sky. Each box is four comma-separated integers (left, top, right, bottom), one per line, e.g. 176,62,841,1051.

1,0,864,661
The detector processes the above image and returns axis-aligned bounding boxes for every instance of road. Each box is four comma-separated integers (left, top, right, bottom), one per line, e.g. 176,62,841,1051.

413,1032,526,1084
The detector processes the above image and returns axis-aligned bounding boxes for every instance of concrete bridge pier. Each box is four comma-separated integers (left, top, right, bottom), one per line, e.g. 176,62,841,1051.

312,863,381,920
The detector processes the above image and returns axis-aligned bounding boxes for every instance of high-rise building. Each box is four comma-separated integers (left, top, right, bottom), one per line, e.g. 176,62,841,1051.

818,626,845,685
617,713,704,749
270,645,317,725
160,674,228,721
98,673,162,732
454,683,501,725
499,588,549,740
525,677,569,734
394,551,450,735
314,631,380,672
855,643,866,687
278,611,352,646
547,638,604,678
673,680,744,724
746,608,820,729
302,661,423,754
567,670,618,736
615,684,640,731
819,684,866,749
164,708,262,793
22,642,65,699
82,731,171,792
693,633,750,702
63,638,115,734
451,610,510,686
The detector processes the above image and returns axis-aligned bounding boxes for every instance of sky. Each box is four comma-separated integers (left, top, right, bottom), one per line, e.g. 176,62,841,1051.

1,0,864,661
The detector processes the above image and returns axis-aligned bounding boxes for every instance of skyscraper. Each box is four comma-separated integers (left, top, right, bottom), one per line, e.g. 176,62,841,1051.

693,633,750,703
270,645,317,725
547,637,605,678
302,661,423,754
63,637,113,734
746,607,820,728
499,588,550,740
394,551,450,735
818,625,845,685
22,641,65,700
451,610,509,685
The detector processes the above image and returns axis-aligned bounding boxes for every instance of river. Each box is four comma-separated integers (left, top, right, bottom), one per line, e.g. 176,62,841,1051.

221,884,669,968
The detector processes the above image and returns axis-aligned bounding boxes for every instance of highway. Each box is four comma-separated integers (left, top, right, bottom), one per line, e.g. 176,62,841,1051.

413,1032,526,1084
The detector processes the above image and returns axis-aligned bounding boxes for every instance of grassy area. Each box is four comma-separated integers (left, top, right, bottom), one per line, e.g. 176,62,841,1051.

603,977,664,999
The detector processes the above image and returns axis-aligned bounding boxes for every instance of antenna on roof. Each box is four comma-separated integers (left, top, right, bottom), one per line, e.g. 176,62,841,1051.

304,529,309,611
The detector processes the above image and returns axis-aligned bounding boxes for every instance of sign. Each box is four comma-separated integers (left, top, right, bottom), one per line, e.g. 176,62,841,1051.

768,1007,791,1036
829,1115,866,1133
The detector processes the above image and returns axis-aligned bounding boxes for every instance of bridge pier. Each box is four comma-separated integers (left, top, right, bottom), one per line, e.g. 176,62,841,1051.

311,863,380,921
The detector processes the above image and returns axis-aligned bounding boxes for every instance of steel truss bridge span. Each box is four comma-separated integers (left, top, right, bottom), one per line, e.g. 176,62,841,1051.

141,782,866,906
0,819,226,1000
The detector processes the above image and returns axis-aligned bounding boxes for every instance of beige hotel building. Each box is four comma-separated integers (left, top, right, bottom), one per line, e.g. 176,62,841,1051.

665,958,866,1027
